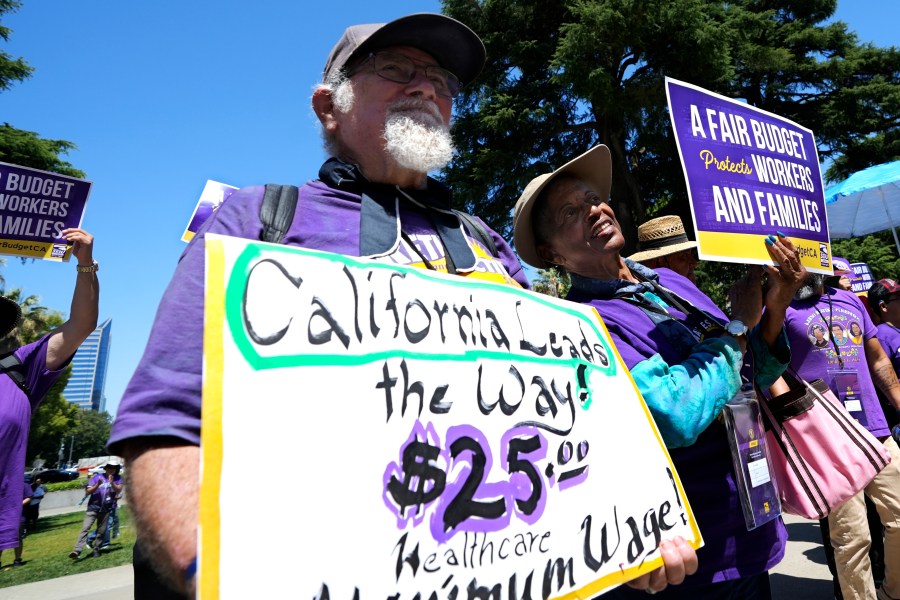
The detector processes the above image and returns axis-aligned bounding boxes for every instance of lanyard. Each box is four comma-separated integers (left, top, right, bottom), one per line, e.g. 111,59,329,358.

813,293,845,369
617,273,724,344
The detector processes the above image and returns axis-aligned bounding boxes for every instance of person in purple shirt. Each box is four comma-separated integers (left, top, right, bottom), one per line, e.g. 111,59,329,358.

775,273,900,600
871,279,900,379
108,14,695,599
69,460,123,559
0,228,99,568
512,144,804,599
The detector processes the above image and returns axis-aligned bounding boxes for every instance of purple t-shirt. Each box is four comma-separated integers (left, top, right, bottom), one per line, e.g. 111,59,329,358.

876,322,900,378
567,266,786,586
0,335,71,550
109,178,528,451
784,288,888,436
86,473,123,512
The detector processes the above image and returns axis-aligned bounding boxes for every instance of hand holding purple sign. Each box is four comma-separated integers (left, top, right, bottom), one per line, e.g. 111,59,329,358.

0,162,91,261
666,78,833,274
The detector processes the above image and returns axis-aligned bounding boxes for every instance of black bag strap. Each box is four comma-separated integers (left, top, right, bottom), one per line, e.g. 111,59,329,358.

260,184,300,243
452,210,498,258
0,352,30,396
259,184,499,261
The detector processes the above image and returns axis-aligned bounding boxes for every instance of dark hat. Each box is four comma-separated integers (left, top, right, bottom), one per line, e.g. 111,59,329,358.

626,215,698,262
322,13,486,86
868,278,900,305
513,145,613,269
0,296,21,339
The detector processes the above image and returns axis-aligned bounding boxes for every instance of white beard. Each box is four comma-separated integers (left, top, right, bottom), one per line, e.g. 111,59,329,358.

383,99,454,174
795,273,826,301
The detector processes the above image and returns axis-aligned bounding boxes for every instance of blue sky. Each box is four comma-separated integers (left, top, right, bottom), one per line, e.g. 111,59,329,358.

0,0,897,418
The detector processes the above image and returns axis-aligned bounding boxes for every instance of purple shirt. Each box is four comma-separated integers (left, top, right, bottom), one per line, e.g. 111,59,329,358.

86,473,123,512
784,288,888,436
877,322,900,378
0,335,71,550
567,266,787,586
109,178,528,451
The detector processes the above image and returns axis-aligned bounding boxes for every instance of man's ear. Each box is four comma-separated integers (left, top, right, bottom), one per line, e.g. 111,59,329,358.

312,87,338,132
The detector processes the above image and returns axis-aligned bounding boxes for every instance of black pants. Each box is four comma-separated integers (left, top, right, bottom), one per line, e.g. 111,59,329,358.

22,503,39,531
133,539,188,600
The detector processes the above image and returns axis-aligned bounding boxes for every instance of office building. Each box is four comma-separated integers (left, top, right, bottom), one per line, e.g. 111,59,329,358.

62,318,112,411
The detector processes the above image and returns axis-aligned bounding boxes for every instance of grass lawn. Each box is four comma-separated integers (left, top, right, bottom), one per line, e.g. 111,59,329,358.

0,507,135,588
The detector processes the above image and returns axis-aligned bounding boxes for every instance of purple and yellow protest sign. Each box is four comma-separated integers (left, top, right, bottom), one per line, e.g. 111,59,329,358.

0,162,91,261
850,262,875,294
182,180,238,242
666,78,832,274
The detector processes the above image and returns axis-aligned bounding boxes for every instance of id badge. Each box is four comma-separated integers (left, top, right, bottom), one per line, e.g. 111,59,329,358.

829,368,868,427
722,389,781,530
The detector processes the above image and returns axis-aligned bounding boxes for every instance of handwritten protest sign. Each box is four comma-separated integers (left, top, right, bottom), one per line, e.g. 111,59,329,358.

182,180,238,242
199,234,701,599
0,162,91,260
666,78,832,274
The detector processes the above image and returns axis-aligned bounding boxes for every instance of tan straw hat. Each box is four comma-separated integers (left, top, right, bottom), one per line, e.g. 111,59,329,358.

626,215,697,262
513,144,612,269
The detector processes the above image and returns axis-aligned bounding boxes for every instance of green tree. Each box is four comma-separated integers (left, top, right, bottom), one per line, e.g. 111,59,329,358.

441,0,900,253
0,1,84,177
530,267,571,298
26,373,77,466
831,232,900,281
0,289,64,353
70,410,113,460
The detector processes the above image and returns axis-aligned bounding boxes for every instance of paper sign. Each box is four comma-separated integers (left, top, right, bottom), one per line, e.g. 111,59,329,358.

199,234,702,599
182,180,238,242
0,162,91,260
666,78,832,274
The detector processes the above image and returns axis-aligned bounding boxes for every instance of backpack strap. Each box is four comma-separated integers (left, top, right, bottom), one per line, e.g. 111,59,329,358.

258,185,499,261
260,184,299,243
0,352,30,396
453,210,498,258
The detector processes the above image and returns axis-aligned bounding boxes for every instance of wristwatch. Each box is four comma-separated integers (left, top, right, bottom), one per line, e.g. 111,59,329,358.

76,259,99,273
725,319,748,337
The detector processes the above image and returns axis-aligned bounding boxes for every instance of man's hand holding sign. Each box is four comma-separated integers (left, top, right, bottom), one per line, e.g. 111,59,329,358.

0,162,91,261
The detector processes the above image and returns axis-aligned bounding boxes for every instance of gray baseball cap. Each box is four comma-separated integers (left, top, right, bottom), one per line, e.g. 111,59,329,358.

322,13,486,87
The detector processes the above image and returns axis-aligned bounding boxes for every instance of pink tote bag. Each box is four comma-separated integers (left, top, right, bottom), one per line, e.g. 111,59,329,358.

759,371,891,520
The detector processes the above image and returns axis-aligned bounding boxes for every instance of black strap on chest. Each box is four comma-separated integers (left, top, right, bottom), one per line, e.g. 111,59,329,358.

0,352,30,396
260,184,300,243
259,183,499,258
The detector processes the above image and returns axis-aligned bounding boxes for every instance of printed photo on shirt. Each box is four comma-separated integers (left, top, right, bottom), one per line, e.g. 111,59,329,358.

808,323,829,348
831,323,848,346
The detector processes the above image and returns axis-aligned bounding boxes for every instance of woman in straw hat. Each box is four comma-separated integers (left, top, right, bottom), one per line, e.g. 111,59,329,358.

512,145,805,599
628,215,699,283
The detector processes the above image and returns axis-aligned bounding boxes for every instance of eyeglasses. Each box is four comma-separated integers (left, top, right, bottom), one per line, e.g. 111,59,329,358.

349,51,461,98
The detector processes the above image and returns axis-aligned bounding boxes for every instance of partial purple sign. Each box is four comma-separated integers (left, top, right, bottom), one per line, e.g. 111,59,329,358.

0,162,91,261
666,78,832,274
182,180,238,242
850,262,875,294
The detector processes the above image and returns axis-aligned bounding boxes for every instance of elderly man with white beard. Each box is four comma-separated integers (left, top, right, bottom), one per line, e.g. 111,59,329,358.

109,13,700,598
107,13,535,599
